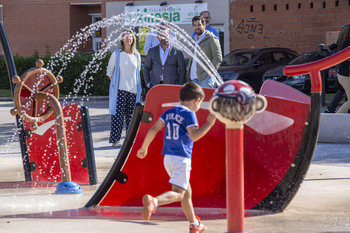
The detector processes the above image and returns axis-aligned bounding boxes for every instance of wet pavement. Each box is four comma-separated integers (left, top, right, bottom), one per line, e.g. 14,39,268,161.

0,99,349,233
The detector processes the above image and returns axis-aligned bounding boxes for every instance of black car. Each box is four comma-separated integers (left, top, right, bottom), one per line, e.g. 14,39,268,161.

218,48,298,92
262,50,337,94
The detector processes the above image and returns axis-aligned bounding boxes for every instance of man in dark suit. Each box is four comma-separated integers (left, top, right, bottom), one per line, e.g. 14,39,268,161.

143,29,186,89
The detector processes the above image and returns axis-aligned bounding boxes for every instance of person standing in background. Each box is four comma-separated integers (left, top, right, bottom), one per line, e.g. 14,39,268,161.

335,24,350,113
106,29,142,147
192,11,220,40
143,29,186,89
187,16,222,88
325,80,347,113
143,19,177,55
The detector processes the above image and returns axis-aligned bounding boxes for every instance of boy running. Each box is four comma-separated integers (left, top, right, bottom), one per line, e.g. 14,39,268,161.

137,82,216,233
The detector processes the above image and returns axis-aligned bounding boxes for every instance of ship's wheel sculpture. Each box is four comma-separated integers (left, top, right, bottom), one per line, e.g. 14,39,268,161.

11,59,60,130
10,59,82,194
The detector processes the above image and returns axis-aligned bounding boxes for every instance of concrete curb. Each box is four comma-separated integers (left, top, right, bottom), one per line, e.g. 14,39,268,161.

318,113,350,143
0,97,13,101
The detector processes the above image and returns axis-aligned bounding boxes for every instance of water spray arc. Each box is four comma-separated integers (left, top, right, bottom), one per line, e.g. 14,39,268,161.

45,12,223,106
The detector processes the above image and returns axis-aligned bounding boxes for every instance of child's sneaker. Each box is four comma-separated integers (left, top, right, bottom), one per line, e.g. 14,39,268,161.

189,216,207,233
142,194,156,220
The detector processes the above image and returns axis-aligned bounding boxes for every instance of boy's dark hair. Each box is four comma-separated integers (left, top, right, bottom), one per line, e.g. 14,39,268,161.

192,15,205,26
180,82,205,101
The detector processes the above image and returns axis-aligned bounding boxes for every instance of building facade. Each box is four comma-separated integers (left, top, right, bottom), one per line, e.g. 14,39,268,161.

0,0,104,57
230,0,349,53
0,0,349,57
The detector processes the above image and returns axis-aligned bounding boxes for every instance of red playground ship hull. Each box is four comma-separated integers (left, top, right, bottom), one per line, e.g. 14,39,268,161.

86,80,320,213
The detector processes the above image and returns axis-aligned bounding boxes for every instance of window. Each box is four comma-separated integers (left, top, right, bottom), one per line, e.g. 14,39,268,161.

257,52,274,65
221,52,255,66
92,16,102,51
272,52,287,63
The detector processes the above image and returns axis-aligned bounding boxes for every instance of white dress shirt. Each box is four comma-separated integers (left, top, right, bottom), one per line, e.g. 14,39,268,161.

159,45,170,81
190,31,207,80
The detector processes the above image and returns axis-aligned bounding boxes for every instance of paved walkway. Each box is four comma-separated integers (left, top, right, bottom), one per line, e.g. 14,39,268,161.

0,100,349,233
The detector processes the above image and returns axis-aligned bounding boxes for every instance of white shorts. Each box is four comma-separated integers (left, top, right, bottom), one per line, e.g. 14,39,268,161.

163,155,191,190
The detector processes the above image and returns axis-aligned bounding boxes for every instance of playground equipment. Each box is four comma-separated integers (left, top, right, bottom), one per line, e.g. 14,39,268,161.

10,59,82,194
85,83,310,211
85,47,350,217
10,60,71,182
9,59,97,187
0,21,97,187
209,80,267,232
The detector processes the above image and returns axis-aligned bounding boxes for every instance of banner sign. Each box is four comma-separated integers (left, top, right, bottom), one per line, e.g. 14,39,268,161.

124,3,207,25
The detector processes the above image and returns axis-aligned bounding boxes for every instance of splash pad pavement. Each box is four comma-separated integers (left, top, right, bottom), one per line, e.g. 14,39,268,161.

0,99,349,233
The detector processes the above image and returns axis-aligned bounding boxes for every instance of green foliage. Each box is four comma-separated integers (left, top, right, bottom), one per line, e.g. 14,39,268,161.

138,28,150,56
0,50,148,97
0,53,40,90
46,52,111,96
0,51,113,96
0,58,9,90
0,89,12,97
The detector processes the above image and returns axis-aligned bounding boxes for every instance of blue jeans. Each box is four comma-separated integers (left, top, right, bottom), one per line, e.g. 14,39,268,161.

192,76,216,88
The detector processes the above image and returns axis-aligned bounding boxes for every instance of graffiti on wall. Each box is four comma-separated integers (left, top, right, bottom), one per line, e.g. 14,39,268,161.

237,17,263,39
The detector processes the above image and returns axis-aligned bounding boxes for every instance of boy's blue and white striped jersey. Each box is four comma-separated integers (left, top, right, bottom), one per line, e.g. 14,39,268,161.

160,105,198,158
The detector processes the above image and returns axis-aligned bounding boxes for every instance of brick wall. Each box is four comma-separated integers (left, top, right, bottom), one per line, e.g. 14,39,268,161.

1,0,109,57
70,5,94,53
3,1,71,57
229,0,350,54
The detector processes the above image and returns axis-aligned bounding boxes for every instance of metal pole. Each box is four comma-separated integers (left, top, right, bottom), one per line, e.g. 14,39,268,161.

0,21,32,181
226,126,245,233
34,92,72,182
80,106,98,185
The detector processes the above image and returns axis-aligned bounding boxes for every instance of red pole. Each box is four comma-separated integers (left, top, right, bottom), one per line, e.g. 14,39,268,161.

284,46,350,93
226,126,244,233
209,80,267,233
